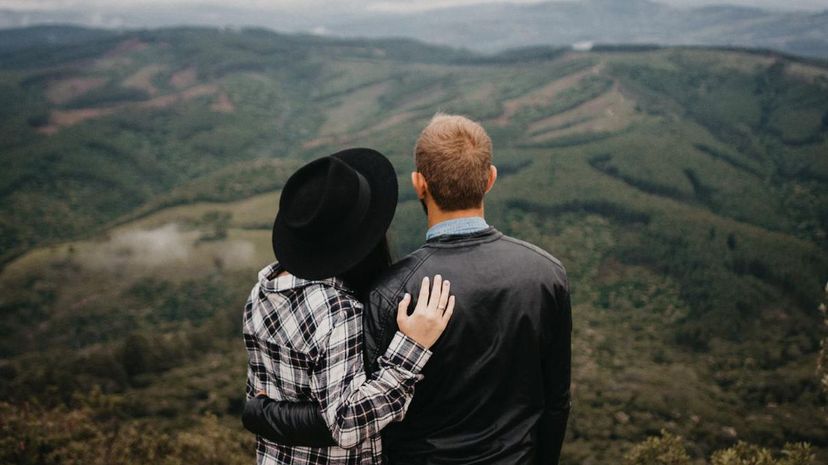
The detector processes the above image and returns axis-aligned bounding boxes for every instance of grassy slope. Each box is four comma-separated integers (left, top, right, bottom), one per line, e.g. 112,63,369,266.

0,27,827,463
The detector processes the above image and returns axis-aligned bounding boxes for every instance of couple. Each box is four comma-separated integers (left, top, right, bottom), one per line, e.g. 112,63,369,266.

242,114,571,464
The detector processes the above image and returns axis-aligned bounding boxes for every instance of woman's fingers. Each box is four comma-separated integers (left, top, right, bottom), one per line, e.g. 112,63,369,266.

436,279,451,313
427,275,443,310
417,276,430,310
397,275,455,349
396,292,411,326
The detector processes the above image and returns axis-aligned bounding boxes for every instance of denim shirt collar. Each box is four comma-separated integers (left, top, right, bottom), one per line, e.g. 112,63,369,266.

425,216,489,241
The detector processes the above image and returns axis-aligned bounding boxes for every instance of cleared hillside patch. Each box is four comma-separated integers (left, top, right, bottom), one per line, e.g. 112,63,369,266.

528,85,641,141
45,76,107,104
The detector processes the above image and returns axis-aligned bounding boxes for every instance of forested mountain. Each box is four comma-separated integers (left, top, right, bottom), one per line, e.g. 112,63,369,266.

0,26,826,463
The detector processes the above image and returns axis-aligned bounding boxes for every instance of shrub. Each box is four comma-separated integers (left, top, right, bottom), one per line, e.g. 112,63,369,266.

626,431,815,465
624,430,691,465
711,442,814,465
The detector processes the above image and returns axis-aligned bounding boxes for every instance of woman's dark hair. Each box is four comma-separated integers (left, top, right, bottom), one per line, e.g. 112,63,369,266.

338,236,392,300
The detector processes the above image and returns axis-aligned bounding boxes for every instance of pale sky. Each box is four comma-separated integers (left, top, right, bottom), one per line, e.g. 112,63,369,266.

1,0,826,12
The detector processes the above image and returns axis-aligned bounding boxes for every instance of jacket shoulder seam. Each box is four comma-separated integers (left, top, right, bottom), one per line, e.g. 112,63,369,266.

387,248,439,301
368,248,439,370
499,235,566,271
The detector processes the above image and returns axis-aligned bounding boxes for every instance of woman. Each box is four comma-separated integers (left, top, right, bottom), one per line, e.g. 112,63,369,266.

242,147,454,464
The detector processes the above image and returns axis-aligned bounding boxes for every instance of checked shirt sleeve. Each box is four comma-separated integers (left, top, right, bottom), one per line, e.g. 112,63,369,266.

243,293,265,401
309,297,431,449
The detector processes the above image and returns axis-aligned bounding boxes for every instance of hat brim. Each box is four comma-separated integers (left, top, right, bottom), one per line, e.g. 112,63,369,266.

272,148,398,280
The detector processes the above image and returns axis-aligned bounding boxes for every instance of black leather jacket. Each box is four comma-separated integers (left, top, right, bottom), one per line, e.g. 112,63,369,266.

242,228,571,464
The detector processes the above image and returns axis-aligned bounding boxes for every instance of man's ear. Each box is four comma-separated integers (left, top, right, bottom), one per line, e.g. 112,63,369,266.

411,171,428,199
485,165,497,193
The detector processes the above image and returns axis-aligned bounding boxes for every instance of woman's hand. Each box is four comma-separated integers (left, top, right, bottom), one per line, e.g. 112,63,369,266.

396,275,455,349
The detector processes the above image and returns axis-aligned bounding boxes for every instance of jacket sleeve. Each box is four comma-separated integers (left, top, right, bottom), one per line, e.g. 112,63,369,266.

537,274,572,464
363,289,399,376
241,396,337,447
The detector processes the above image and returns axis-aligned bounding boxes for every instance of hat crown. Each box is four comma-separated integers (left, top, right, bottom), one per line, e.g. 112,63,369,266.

273,147,398,280
279,156,370,236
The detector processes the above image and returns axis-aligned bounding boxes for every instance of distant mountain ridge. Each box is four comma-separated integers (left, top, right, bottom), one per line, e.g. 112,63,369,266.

329,0,828,57
1,0,827,58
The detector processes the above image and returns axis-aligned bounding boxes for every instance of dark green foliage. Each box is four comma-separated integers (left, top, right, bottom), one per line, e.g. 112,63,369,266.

507,199,651,225
0,26,118,54
0,400,253,465
466,45,569,64
693,144,764,177
593,44,664,53
128,275,236,323
26,112,49,128
122,333,152,377
589,154,690,202
62,85,150,109
0,34,123,69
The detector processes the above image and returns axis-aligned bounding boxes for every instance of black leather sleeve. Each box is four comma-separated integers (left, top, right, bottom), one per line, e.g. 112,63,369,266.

362,288,399,375
241,396,336,447
537,275,572,464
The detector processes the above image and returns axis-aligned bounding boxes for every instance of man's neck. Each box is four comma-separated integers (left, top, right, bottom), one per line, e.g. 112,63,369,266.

427,207,485,229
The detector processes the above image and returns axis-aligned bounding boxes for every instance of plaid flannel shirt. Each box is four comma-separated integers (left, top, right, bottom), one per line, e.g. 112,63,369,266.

243,262,431,465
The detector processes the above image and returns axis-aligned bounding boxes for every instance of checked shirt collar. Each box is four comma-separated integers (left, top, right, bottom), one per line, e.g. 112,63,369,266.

258,262,353,295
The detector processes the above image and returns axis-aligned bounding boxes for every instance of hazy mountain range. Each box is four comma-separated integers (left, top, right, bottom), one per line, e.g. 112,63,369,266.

1,0,828,58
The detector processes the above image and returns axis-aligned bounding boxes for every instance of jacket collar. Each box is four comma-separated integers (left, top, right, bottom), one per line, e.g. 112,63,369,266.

425,216,489,241
423,226,502,248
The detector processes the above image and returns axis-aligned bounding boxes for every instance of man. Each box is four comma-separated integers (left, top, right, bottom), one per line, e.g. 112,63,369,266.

244,114,572,464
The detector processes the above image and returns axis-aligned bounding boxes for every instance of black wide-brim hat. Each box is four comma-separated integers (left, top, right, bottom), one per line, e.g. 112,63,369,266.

273,148,398,280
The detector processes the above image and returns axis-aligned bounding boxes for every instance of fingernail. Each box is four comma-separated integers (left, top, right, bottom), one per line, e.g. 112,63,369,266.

405,293,410,299
444,280,450,286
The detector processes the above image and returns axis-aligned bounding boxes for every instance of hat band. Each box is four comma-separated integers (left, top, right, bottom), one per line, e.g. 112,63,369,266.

338,170,371,235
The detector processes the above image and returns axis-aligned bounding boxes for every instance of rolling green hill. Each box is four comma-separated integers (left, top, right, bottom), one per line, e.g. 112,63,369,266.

0,26,826,464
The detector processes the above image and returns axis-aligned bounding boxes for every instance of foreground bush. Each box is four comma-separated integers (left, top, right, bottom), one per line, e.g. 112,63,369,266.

625,430,815,465
0,399,252,465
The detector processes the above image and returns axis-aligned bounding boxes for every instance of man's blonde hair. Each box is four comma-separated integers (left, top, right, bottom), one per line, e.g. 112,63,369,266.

414,113,493,211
